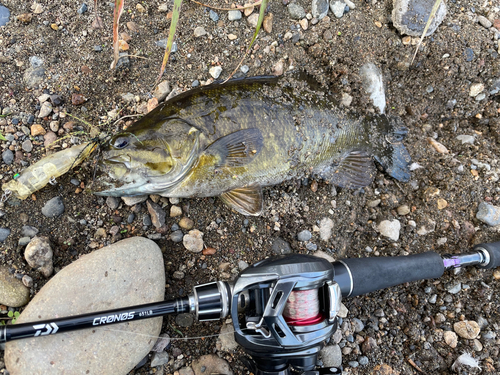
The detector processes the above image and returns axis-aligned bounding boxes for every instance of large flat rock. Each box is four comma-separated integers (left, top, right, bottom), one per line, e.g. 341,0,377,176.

5,237,165,375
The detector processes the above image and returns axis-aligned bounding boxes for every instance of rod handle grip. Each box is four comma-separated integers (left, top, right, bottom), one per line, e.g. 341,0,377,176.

333,251,444,298
475,242,500,269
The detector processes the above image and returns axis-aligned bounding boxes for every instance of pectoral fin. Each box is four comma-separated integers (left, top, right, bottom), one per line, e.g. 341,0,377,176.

205,128,264,168
325,150,376,189
220,185,263,216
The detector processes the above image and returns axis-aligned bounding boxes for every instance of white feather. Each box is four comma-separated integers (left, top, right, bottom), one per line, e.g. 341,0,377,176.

451,352,481,372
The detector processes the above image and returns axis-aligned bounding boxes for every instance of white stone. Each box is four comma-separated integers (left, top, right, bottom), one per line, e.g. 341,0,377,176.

377,220,401,241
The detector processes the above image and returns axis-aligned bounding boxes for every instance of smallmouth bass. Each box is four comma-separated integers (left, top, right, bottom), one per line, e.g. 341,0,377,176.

95,77,411,215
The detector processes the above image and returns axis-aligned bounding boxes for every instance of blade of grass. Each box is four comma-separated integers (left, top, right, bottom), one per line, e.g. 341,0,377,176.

190,0,262,12
111,0,125,69
0,132,6,141
410,0,442,65
223,0,269,83
156,0,183,85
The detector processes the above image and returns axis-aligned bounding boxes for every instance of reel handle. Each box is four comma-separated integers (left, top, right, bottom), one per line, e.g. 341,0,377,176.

332,252,445,298
475,241,500,269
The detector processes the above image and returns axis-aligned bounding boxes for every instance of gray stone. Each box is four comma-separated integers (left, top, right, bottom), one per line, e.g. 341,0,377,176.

38,101,53,118
2,149,14,165
21,139,33,152
29,56,44,69
238,260,249,270
175,313,194,327
106,196,120,210
0,266,30,307
18,237,31,246
153,80,171,102
312,0,329,20
209,10,219,22
5,237,165,375
147,200,166,228
150,352,169,367
209,66,222,79
392,0,447,37
272,237,292,254
41,196,65,218
152,333,171,352
446,282,461,294
0,227,10,242
170,230,184,243
358,356,369,365
377,220,401,241
476,202,500,226
24,236,53,277
330,0,345,18
228,10,242,21
477,15,492,29
192,355,233,375
352,318,365,332
456,135,475,144
297,230,312,241
122,195,147,206
287,3,306,20
320,344,342,367
217,321,239,352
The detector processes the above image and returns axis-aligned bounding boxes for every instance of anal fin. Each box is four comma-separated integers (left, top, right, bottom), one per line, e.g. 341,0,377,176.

325,151,376,189
220,185,263,216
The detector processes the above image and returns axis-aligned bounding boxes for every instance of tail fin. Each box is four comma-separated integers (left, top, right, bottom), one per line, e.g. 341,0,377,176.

372,116,412,182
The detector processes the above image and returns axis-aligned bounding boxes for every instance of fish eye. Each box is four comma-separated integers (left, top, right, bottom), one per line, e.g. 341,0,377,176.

113,136,129,149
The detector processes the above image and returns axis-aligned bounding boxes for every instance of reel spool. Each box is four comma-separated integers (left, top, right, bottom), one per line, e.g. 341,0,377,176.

230,254,342,374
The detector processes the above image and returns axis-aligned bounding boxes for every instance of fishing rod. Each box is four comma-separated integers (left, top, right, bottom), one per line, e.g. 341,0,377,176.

2,241,500,375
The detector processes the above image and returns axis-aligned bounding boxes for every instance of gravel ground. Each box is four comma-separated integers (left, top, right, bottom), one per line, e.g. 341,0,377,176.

0,0,500,374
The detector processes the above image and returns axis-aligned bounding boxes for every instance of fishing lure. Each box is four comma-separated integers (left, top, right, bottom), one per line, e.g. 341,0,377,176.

2,142,96,200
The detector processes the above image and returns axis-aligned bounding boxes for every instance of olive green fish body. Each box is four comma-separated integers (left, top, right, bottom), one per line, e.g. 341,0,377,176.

96,77,411,215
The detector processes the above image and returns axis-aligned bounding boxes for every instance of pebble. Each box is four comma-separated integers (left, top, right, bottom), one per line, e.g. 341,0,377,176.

477,15,492,29
396,205,410,215
24,236,53,277
446,282,461,294
22,226,40,239
271,237,292,254
153,80,171,101
18,237,31,246
320,345,342,367
469,83,484,97
0,4,10,26
297,229,312,241
170,230,184,242
44,131,57,148
456,135,475,144
0,227,11,242
209,10,219,22
454,320,480,339
247,13,259,28
464,47,474,62
173,271,185,279
5,238,165,375
476,202,500,226
358,356,369,366
427,137,448,153
38,101,53,118
23,66,45,88
361,336,378,353
183,229,204,252
2,149,14,165
122,195,147,206
228,10,242,21
263,13,273,33
77,3,87,14
106,196,120,210
238,260,249,270
392,0,447,36
192,355,233,375
217,321,238,352
152,333,171,352
416,218,436,235
319,217,334,241
30,124,46,136
377,220,401,241
22,275,33,288
147,200,166,228
312,0,329,20
170,205,182,217
352,318,365,332
175,313,194,327
41,196,65,218
240,65,249,74
287,3,306,20
0,266,30,307
209,66,222,79
193,26,207,37
150,352,169,367
179,217,194,230
330,0,345,18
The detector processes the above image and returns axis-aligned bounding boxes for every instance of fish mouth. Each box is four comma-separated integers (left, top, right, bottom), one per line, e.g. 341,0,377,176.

94,134,200,197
